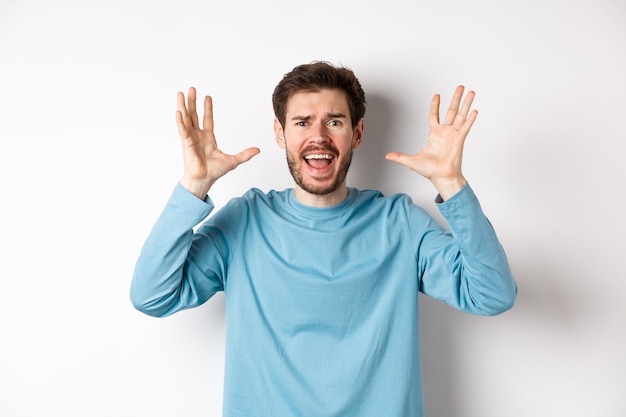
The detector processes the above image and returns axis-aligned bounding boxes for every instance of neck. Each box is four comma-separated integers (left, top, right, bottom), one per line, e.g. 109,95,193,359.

293,184,350,208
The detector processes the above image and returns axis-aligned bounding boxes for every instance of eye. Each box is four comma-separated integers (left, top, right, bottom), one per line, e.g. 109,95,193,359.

327,120,342,127
295,121,307,127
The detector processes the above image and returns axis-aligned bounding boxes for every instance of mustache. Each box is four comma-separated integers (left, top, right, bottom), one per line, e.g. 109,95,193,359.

299,144,339,158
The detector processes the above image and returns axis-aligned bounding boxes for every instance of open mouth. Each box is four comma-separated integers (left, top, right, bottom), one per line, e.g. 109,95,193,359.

304,153,334,169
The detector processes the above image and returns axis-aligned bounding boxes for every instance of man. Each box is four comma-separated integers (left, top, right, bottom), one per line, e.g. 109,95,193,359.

131,62,517,416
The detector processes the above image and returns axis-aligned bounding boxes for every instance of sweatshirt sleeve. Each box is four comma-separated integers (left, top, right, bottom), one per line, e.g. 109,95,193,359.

416,184,517,316
129,184,225,317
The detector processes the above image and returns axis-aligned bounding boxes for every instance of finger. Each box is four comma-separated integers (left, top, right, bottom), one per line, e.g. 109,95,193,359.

203,95,214,132
444,85,465,125
459,109,478,137
384,151,411,166
429,94,441,126
177,91,192,127
234,147,261,164
175,110,189,140
454,90,476,128
229,147,261,171
187,87,199,129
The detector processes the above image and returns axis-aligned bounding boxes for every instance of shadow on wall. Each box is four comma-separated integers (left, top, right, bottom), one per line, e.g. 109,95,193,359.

419,296,462,417
349,91,406,193
349,91,461,417
349,90,440,214
507,245,579,331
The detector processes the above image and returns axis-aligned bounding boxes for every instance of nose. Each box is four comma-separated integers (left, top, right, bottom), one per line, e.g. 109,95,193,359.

308,122,330,144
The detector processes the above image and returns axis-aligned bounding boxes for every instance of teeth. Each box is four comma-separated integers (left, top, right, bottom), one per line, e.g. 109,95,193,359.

304,154,333,160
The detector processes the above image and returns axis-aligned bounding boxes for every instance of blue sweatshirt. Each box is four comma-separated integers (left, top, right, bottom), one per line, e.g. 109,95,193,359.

131,183,516,417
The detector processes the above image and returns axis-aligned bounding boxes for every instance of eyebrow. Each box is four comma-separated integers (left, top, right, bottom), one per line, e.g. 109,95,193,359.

289,112,348,121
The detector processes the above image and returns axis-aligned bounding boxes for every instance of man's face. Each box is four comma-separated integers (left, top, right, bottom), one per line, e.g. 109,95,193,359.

274,88,363,201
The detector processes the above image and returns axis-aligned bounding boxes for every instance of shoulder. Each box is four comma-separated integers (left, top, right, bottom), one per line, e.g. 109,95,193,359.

239,187,289,205
199,188,284,234
219,188,291,214
348,188,432,225
351,188,416,210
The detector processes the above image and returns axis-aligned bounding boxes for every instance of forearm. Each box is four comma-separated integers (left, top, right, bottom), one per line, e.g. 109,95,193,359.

444,185,516,314
130,184,217,317
421,184,517,315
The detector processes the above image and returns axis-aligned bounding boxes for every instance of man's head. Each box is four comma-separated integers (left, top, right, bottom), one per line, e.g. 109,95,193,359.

272,62,366,205
272,61,366,129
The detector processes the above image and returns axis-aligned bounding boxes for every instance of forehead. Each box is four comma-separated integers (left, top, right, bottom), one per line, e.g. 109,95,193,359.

285,88,350,117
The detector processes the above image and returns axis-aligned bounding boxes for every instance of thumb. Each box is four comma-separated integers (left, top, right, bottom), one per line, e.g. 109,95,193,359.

232,147,261,167
385,151,412,167
385,151,431,179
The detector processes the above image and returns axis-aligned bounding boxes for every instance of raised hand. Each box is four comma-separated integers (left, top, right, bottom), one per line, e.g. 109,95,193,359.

385,85,478,201
176,87,260,199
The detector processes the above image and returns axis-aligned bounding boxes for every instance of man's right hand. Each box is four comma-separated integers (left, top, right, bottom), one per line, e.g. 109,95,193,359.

176,87,260,199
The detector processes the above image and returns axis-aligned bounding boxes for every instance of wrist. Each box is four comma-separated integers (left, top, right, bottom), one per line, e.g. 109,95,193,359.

179,177,214,200
432,176,467,201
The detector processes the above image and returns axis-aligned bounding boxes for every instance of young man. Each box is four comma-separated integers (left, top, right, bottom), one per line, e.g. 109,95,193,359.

131,62,517,416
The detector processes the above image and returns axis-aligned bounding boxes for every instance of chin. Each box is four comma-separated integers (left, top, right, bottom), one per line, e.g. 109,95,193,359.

297,172,346,196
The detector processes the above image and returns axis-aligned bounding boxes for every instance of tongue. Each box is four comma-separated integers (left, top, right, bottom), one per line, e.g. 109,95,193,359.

307,159,331,169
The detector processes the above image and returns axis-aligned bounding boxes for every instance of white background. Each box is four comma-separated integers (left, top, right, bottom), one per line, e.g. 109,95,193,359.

1,0,625,416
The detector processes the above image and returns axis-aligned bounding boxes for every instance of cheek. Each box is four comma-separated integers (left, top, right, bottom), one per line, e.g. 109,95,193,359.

283,132,307,149
283,141,301,159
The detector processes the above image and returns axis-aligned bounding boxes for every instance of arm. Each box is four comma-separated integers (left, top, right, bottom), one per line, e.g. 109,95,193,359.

130,185,223,317
389,86,516,314
415,185,517,315
130,88,259,316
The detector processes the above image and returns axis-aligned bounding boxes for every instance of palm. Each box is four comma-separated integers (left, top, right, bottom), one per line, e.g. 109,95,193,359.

410,121,467,181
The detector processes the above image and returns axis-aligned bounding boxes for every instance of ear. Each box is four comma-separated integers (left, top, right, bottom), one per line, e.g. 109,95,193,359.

352,118,364,150
274,118,286,149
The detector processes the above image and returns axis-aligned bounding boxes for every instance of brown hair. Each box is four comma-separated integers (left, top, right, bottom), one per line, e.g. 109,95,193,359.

272,61,366,128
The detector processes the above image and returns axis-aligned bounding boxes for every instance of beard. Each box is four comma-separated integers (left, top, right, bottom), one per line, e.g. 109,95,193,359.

285,145,353,196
